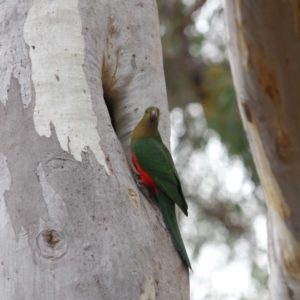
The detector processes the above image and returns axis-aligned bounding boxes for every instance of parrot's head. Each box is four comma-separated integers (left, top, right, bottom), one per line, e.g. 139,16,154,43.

131,106,161,143
143,106,160,124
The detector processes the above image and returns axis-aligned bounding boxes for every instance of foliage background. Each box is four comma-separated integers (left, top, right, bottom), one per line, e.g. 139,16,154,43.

157,0,269,299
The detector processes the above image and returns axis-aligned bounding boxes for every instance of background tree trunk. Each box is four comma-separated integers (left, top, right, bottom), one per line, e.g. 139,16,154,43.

0,0,189,299
224,1,300,299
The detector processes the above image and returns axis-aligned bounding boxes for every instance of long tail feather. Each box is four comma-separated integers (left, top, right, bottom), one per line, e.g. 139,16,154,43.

158,191,192,270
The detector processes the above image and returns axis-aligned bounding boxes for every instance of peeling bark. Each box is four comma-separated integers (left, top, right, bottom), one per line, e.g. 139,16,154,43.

225,1,300,299
0,0,189,299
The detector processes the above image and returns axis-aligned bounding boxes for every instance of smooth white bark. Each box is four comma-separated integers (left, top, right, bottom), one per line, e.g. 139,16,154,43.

24,0,109,172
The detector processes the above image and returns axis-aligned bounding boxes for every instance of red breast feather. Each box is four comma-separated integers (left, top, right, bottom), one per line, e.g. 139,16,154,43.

132,152,158,194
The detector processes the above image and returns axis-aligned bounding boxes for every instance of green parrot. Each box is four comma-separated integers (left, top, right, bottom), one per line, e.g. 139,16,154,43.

131,106,191,269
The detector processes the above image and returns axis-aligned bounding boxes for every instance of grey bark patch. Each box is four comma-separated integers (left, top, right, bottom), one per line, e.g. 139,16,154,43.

0,0,32,107
0,76,48,250
0,153,11,198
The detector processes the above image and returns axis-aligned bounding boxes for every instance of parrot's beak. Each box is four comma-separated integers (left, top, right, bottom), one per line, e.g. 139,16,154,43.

150,109,158,122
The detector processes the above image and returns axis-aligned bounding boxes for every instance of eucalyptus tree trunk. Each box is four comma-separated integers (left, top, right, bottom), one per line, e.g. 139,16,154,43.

225,1,300,299
0,1,189,299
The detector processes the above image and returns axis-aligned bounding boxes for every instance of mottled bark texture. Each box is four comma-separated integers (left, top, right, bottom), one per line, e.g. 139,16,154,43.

225,1,300,299
0,0,189,299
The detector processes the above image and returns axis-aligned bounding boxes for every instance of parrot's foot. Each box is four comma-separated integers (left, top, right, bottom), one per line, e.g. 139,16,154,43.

133,172,158,206
133,172,142,187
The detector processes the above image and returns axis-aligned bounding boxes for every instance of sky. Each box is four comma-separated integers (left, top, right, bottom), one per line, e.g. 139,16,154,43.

171,104,269,299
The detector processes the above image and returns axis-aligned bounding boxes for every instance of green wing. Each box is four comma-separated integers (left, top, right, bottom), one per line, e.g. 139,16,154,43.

133,137,188,216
